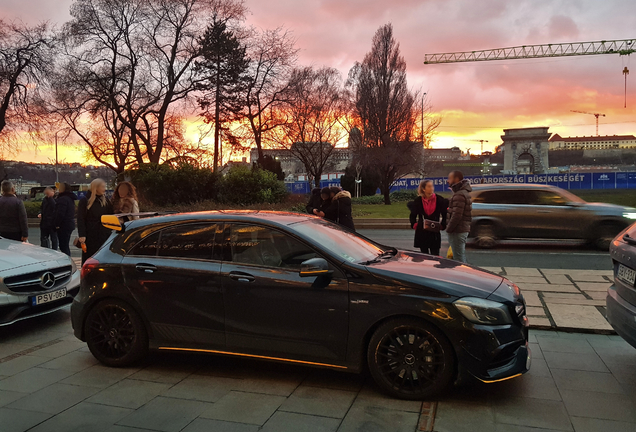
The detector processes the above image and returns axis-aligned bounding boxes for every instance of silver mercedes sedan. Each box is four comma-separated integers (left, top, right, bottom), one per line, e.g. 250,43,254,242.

469,184,636,250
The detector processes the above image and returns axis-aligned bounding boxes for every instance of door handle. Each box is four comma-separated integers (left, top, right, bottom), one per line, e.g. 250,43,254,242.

136,264,157,274
229,272,255,283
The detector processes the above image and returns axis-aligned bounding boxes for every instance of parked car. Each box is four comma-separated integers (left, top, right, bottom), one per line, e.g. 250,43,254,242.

469,184,636,249
0,239,79,326
72,211,530,399
607,223,636,349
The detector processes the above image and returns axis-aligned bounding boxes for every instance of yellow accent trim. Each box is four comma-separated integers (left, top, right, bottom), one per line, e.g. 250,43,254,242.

300,269,329,275
158,347,348,369
479,373,523,383
101,215,122,231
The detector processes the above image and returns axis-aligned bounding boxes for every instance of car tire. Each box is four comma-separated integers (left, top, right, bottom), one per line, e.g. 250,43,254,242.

473,223,497,249
594,224,623,251
85,299,148,367
367,318,455,400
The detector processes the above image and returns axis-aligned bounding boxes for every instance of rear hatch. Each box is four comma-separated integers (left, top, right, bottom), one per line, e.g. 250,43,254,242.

610,224,636,306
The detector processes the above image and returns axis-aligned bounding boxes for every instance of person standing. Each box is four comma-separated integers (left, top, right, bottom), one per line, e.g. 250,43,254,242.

305,187,322,214
408,180,447,256
54,183,78,256
0,181,28,242
446,171,473,263
77,179,113,263
39,187,58,250
314,187,356,231
112,181,139,221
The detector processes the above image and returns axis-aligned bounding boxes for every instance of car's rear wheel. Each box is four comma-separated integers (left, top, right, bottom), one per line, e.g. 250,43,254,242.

367,318,455,400
473,223,497,249
85,299,148,367
594,223,623,250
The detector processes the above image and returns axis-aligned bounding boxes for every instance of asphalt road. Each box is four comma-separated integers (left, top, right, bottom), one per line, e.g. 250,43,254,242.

25,227,613,270
358,229,614,270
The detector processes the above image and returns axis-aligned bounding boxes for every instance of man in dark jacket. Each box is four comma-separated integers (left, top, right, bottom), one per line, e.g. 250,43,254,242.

305,187,322,214
0,181,28,242
39,187,58,249
54,183,78,256
446,171,472,263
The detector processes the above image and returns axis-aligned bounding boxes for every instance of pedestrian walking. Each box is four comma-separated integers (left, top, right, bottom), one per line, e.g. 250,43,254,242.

54,183,78,256
305,187,322,214
446,171,472,263
0,181,28,242
39,187,58,250
77,178,113,263
112,181,139,221
408,180,447,256
314,187,355,231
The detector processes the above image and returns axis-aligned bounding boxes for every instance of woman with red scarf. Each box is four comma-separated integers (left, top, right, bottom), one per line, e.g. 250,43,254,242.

407,180,448,256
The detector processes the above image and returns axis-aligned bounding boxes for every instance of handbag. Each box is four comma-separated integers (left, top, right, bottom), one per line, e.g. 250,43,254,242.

423,219,442,232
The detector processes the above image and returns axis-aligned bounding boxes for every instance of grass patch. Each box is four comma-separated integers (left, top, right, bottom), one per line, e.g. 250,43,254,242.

571,189,636,207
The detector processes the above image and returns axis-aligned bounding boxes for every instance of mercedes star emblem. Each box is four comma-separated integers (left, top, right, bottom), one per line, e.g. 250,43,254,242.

40,272,56,289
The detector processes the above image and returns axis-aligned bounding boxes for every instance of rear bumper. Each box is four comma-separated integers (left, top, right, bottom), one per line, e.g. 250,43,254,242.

606,284,636,349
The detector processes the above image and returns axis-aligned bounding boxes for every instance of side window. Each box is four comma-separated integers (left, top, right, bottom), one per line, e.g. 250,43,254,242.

129,231,160,256
477,190,530,204
228,224,319,269
532,191,568,206
157,223,218,260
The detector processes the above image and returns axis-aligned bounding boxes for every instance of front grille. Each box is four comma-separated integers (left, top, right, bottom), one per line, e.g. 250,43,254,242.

3,266,72,293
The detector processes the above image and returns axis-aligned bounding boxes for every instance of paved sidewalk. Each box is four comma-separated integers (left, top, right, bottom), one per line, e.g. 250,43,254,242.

483,267,615,333
1,311,635,432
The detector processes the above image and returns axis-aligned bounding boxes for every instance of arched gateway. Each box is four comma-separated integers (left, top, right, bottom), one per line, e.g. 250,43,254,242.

502,127,550,175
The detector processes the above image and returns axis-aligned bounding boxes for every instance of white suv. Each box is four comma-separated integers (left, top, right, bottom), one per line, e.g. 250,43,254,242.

0,239,80,326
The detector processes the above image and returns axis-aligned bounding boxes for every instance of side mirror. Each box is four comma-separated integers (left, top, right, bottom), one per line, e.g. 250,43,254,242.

299,258,333,277
101,215,123,231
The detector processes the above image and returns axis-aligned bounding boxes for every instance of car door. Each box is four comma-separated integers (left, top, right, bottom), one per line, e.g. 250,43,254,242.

120,222,226,347
530,190,587,239
474,189,537,237
219,223,349,363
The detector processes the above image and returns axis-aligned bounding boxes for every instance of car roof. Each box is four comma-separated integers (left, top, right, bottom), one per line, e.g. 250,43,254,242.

124,210,316,230
470,183,559,192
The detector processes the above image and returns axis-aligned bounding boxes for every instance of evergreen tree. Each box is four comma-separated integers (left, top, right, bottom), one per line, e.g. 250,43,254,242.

197,18,249,171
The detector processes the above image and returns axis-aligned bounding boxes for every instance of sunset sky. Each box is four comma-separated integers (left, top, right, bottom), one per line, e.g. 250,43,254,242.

3,0,636,164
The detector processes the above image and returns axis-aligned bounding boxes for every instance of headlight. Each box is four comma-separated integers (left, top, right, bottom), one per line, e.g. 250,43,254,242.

454,297,513,325
623,213,636,219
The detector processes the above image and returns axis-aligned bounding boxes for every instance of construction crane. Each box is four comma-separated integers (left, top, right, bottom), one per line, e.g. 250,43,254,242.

570,110,606,136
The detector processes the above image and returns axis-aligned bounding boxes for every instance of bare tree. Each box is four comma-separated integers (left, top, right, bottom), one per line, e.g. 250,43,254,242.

0,20,53,153
241,28,298,161
347,23,439,204
50,0,246,172
274,66,346,188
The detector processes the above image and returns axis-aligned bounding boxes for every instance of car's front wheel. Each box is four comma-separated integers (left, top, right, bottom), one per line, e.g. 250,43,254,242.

367,318,455,400
593,223,623,250
85,299,148,367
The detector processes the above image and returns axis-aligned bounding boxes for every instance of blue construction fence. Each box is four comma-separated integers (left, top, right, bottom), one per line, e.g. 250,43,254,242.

285,172,636,194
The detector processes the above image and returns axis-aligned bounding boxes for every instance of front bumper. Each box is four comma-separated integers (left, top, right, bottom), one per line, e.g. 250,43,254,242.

606,284,636,349
0,270,80,326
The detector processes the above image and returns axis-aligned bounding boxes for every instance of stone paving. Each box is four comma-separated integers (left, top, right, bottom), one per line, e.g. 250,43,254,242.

481,267,615,332
0,310,635,432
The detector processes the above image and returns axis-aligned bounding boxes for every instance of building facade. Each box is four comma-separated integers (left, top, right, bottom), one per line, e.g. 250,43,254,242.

549,134,636,150
502,127,551,174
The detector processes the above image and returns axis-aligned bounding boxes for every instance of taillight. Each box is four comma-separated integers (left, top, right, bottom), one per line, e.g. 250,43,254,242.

81,257,100,279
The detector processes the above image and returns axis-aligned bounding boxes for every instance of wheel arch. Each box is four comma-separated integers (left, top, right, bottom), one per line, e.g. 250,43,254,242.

80,295,152,342
470,217,504,237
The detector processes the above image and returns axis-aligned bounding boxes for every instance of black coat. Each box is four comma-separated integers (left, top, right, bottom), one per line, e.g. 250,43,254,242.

324,191,355,231
77,192,114,261
305,188,322,214
40,196,56,230
408,194,448,249
54,192,77,232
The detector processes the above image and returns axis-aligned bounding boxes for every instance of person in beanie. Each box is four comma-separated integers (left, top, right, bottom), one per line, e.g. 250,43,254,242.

39,187,58,250
446,171,472,263
305,187,323,214
408,180,447,256
0,181,28,242
54,183,78,256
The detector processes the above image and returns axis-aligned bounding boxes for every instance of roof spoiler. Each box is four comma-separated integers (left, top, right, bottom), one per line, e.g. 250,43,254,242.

101,212,170,232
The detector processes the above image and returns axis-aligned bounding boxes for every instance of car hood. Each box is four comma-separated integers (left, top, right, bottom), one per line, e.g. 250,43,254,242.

362,250,505,298
0,239,67,271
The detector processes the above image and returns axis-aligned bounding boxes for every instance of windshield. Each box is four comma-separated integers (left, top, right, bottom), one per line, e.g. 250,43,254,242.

289,219,384,264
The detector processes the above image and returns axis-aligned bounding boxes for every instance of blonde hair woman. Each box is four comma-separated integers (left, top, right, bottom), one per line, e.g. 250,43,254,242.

77,178,113,263
406,180,448,256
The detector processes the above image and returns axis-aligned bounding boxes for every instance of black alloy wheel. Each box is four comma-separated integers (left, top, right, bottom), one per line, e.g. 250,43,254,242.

594,223,622,250
85,299,148,367
473,223,497,249
368,318,455,399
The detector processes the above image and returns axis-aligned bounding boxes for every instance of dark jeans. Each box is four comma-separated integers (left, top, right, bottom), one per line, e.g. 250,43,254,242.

420,247,440,256
40,228,58,250
57,229,73,256
0,231,22,241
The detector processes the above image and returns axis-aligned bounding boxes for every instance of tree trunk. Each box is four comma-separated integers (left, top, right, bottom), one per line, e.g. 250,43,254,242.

382,182,391,205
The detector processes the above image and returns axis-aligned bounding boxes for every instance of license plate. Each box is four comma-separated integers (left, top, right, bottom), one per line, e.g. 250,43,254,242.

30,288,67,306
617,264,636,286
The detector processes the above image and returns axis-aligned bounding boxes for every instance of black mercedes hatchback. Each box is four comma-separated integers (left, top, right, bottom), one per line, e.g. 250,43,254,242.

71,211,530,399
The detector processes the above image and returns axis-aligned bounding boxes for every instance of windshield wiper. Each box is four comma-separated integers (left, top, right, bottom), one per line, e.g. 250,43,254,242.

359,247,398,265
